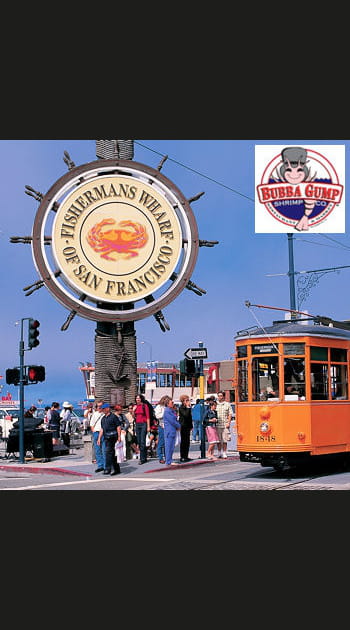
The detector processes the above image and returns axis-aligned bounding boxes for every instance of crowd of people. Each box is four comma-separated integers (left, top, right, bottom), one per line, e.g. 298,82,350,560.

22,391,235,473
82,391,235,473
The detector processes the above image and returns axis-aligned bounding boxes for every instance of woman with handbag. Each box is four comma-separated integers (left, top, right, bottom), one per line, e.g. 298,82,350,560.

125,404,139,459
123,404,134,459
114,404,130,460
203,400,220,460
178,394,193,462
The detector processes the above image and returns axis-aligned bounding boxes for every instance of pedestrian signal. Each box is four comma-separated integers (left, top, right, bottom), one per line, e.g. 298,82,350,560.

27,365,46,383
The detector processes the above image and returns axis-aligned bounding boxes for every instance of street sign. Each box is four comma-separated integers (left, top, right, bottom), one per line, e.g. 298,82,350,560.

184,347,208,359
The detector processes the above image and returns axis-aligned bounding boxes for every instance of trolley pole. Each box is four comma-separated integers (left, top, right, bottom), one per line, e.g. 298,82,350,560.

287,233,297,316
198,341,206,459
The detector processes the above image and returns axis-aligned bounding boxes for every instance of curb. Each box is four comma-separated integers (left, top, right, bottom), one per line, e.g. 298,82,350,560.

0,454,240,477
0,464,93,477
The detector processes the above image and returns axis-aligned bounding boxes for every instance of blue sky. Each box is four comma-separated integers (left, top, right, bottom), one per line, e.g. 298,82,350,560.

1,139,349,407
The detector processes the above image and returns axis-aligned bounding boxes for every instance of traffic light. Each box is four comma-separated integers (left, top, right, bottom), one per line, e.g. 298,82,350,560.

179,358,197,377
6,368,20,386
27,365,46,383
28,318,40,350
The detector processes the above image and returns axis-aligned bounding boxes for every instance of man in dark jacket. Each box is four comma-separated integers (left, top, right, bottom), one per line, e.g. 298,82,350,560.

178,395,193,462
48,402,61,446
98,403,122,475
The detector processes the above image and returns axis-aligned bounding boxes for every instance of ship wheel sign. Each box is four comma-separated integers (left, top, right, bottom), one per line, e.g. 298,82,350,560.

29,158,205,326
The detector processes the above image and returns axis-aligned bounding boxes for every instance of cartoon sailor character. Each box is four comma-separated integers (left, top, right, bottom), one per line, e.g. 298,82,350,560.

272,146,316,231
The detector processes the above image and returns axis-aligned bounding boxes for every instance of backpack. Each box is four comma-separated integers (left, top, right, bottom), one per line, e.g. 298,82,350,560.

143,400,158,430
119,413,130,431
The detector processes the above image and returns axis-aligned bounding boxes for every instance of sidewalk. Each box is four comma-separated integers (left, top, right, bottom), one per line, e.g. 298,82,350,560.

0,438,239,477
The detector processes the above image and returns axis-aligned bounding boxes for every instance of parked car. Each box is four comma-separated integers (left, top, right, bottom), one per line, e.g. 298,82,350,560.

0,406,83,439
35,407,81,421
0,406,48,437
72,408,83,422
0,407,19,438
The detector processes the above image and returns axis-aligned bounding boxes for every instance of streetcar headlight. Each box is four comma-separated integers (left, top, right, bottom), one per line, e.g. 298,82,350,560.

260,421,270,433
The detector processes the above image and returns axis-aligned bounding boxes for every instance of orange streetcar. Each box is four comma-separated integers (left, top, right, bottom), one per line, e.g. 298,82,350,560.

234,318,350,471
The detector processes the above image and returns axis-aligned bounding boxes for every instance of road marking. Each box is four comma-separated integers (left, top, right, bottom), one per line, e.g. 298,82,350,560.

116,477,176,482
1,477,176,490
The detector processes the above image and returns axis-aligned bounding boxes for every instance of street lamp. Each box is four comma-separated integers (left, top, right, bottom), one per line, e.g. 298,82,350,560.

141,340,152,365
141,340,156,402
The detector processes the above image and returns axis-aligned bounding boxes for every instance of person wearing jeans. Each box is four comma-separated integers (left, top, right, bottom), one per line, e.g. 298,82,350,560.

89,400,106,473
133,394,151,465
164,397,181,465
154,395,170,464
191,399,202,442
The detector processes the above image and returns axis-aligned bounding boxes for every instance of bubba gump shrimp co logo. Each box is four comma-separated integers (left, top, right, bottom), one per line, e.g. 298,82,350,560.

51,175,182,303
255,145,345,233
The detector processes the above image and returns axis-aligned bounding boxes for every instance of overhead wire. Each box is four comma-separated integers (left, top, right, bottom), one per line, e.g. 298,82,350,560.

245,304,281,355
296,238,349,251
135,140,255,202
135,140,350,260
319,234,350,251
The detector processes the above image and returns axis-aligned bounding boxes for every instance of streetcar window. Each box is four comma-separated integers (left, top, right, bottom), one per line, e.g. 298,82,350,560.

331,364,348,399
237,360,248,401
330,347,347,362
310,346,328,361
237,345,247,358
311,363,329,400
252,356,279,402
284,357,305,400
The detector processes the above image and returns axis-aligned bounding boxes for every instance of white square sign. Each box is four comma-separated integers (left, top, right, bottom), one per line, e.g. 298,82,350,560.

255,144,345,233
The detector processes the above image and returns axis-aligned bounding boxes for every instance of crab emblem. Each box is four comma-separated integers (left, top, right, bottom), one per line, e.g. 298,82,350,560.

86,219,148,260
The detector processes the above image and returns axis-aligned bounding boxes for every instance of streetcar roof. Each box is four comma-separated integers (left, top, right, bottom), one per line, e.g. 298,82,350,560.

235,320,350,341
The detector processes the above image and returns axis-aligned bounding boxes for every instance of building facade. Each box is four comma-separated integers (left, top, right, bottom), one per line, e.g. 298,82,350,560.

80,359,235,404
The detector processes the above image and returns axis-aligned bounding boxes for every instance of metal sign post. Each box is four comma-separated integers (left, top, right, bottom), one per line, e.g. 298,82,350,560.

18,318,27,464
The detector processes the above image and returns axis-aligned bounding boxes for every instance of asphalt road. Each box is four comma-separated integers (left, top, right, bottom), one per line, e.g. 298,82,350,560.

1,449,350,491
